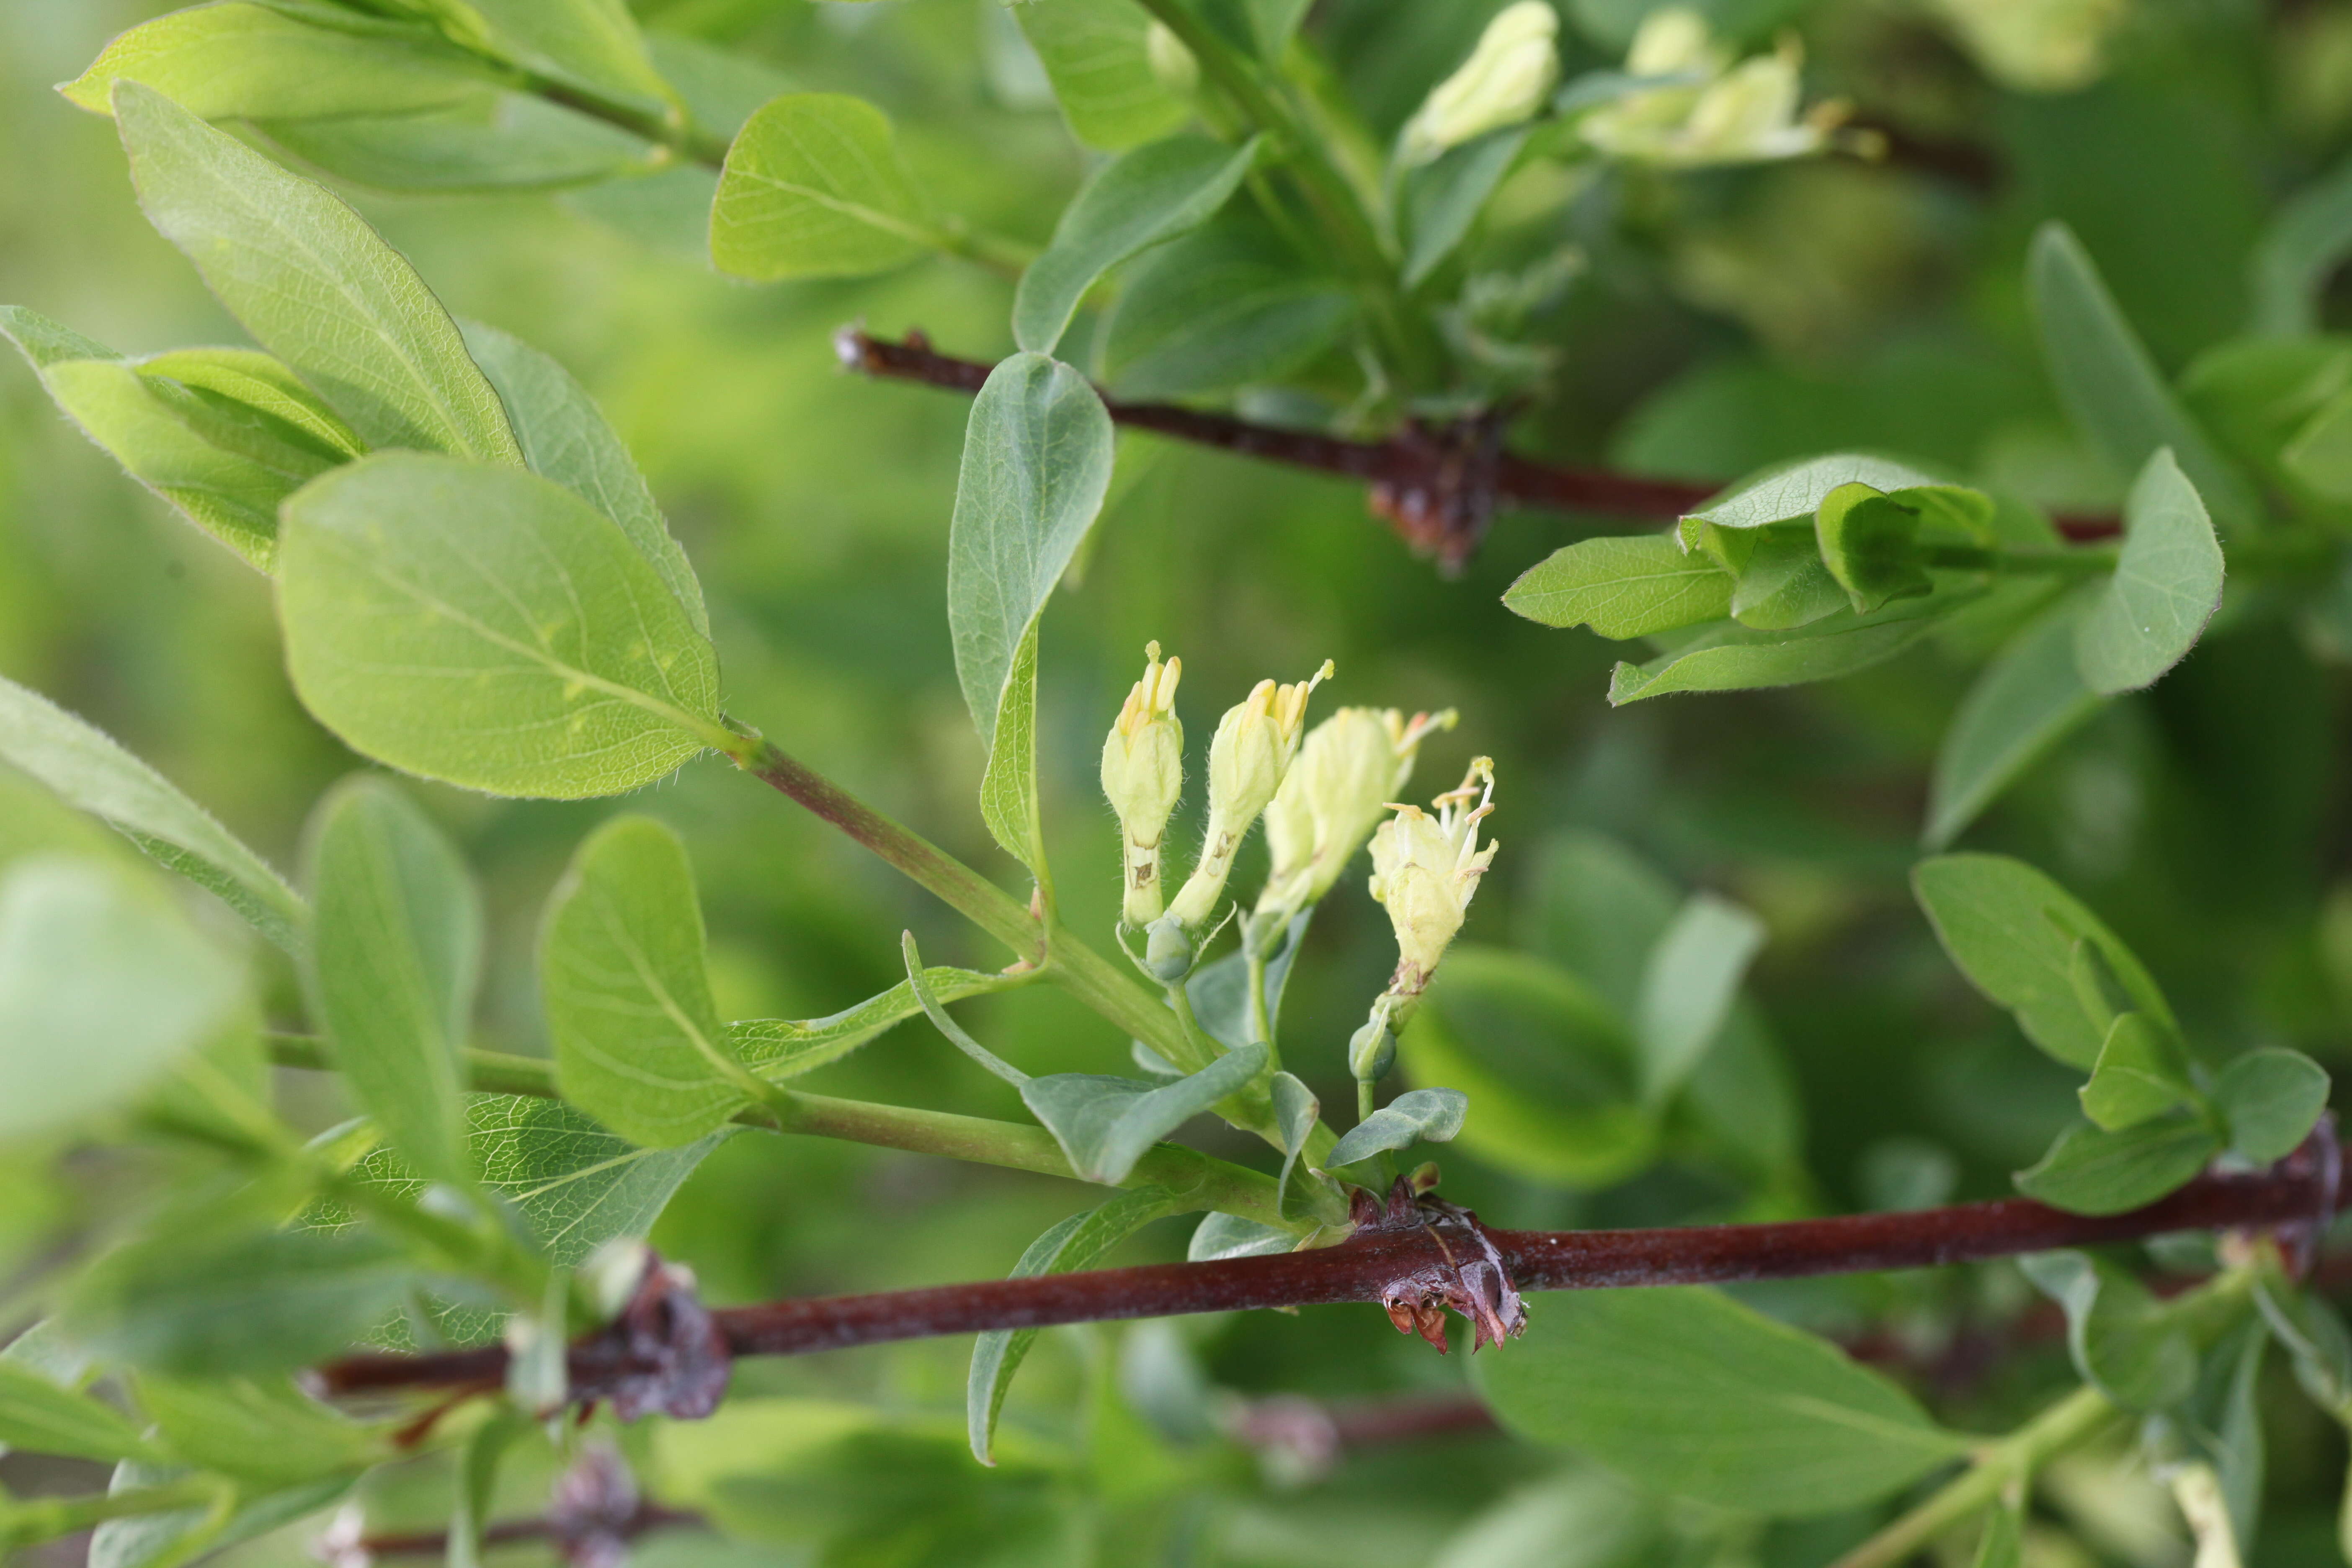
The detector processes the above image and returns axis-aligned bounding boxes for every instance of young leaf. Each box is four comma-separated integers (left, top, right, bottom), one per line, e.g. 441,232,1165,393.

1634,892,1766,1105
729,967,1032,1081
302,776,481,1191
1187,1212,1294,1260
62,3,490,120
2078,1013,2194,1131
0,856,245,1142
2073,449,2225,695
276,453,725,799
1814,482,1931,613
2026,223,2255,529
1475,1286,1969,1514
710,93,936,281
2018,1250,2197,1410
0,1361,157,1463
2013,1114,2218,1215
542,816,758,1149
2255,1272,2352,1415
1187,909,1310,1051
2210,1047,2330,1163
947,352,1115,869
1402,126,1531,287
903,932,1029,1086
1021,1043,1271,1184
136,348,366,461
1098,218,1354,400
431,0,673,113
1608,592,1969,705
113,83,522,464
258,92,662,195
1911,853,2174,1070
1014,0,1194,151
1012,134,1261,355
1502,534,1733,638
136,1376,386,1485
1325,1086,1468,1168
0,676,305,952
1727,533,1847,629
1675,454,1945,546
1924,598,2102,850
1269,1070,1318,1212
459,320,707,636
967,1186,1177,1464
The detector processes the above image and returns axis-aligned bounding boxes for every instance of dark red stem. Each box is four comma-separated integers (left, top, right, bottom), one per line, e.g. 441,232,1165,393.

312,1139,2338,1397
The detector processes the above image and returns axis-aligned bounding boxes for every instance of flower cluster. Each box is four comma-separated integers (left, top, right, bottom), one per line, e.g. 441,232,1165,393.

1352,758,1499,1085
1250,706,1455,948
1578,8,1852,168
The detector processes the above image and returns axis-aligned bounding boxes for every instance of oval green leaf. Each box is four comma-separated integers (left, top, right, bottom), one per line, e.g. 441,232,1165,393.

710,93,935,281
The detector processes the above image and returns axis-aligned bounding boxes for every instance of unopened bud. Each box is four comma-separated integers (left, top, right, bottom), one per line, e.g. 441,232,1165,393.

1142,914,1195,983
1368,757,1498,1004
1145,21,1199,95
1259,707,1455,926
1166,660,1333,933
1400,0,1560,163
1579,26,1832,167
1101,642,1185,926
1626,6,1724,75
1349,1016,1396,1083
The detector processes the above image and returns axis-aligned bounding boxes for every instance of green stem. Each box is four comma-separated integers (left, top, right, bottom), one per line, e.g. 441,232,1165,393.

1830,1386,2119,1568
1924,544,2117,576
1245,950,1274,1049
2,1480,223,1550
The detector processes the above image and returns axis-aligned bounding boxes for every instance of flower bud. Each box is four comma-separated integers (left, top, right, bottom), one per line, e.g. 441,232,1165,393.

1142,913,1195,983
1145,21,1199,95
1579,20,1835,168
1101,642,1185,926
1400,0,1561,164
1349,1014,1396,1083
1166,660,1333,934
1258,707,1456,930
1626,6,1725,75
1368,757,1498,1006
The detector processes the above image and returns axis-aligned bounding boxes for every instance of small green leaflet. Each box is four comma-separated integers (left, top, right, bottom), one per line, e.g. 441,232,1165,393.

1269,1071,1318,1213
710,93,936,281
2073,449,2225,695
1813,482,1931,613
1502,533,1733,638
1098,218,1354,401
276,453,725,799
1014,0,1194,151
1608,592,1969,705
967,1186,1177,1464
0,675,305,952
1674,454,1945,545
1021,1044,1270,1184
1012,133,1261,355
1634,892,1765,1106
61,3,489,121
1726,534,1847,630
0,1361,157,1463
2210,1048,2330,1162
2018,1251,2196,1411
302,777,481,1191
1924,597,2102,850
0,856,245,1143
1475,1286,1969,1515
542,816,762,1149
1325,1086,1467,1168
1402,126,1530,287
2078,1013,2194,1131
2026,223,2255,530
113,83,522,465
2013,1114,2218,1215
946,353,1115,871
460,320,708,637
1187,1212,1294,1260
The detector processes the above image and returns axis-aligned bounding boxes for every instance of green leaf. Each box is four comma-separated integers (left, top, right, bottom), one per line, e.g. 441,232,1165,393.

1269,1071,1318,1213
903,932,1029,1086
2012,1114,2218,1215
1727,533,1848,630
427,0,673,112
302,776,480,1190
2073,449,2225,696
1502,533,1733,638
967,1186,1177,1464
710,93,936,281
1971,1495,2024,1568
2251,158,2352,336
1398,946,1655,1187
1186,910,1310,1052
542,815,757,1149
1014,0,1194,151
947,351,1115,868
0,676,305,952
1020,1043,1270,1184
1814,482,1932,613
276,452,724,798
64,1221,421,1376
1675,454,1946,547
2026,222,2256,529
1012,133,1261,355
2255,1272,2352,1414
1475,1286,1968,1515
0,1361,157,1463
2210,1047,2330,1163
113,82,522,464
1608,592,1970,706
1186,1212,1293,1260
62,3,490,120
1523,831,1680,1019
1911,853,2174,1070
1098,218,1354,400
1634,892,1766,1105
2078,1013,2194,1131
448,1408,529,1568
2279,385,2352,502
87,1465,355,1568
137,1375,384,1485
729,967,1030,1082
2017,1250,2197,1410
1325,1087,1467,1168
257,92,661,194
1402,127,1529,287
0,856,245,1143
136,347,366,461
1924,598,2102,850
1195,0,1313,59
459,320,707,636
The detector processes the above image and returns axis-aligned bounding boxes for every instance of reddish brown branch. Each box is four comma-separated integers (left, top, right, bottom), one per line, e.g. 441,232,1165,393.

834,328,2121,557
313,1135,2339,1400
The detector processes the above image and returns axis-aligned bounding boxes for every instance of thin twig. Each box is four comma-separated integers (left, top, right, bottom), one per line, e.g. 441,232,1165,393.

835,328,2124,561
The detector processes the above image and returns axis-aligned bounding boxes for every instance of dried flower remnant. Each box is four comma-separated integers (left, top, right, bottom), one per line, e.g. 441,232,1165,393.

1351,1176,1527,1354
593,1252,731,1421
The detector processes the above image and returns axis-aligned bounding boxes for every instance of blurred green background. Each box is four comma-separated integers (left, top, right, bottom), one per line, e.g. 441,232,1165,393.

6,0,2352,1560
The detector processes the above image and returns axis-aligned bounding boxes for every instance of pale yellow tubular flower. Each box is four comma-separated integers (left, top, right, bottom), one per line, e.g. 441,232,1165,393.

1626,6,1727,75
1579,15,1840,168
1259,707,1458,925
1100,642,1185,927
1163,659,1334,934
1399,0,1562,164
1367,756,1498,1017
